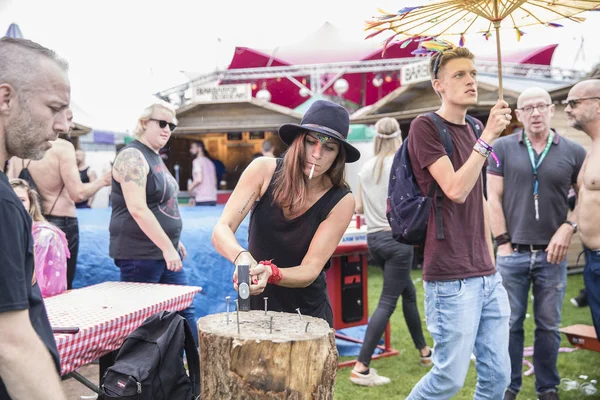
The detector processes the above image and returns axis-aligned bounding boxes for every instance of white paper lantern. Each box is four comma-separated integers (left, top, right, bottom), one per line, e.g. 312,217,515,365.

299,87,310,97
372,76,384,87
256,89,271,102
333,78,349,95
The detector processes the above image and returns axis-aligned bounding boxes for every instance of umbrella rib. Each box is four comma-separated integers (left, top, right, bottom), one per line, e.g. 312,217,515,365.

528,0,600,12
373,1,461,25
388,3,463,27
453,0,494,20
508,12,518,28
457,11,480,35
387,5,468,35
369,3,458,33
476,0,497,19
519,3,583,24
431,9,476,36
526,0,600,20
499,0,528,20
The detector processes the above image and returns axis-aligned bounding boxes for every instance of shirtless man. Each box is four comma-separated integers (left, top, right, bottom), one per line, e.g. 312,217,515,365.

8,112,110,288
565,78,600,336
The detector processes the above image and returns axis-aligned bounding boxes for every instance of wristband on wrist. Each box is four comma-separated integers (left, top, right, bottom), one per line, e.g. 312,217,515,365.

473,141,491,158
474,138,501,167
233,250,249,265
494,232,511,247
564,220,578,233
260,260,283,285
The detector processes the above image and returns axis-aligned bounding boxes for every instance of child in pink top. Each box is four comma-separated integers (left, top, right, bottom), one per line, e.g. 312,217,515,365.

11,179,70,297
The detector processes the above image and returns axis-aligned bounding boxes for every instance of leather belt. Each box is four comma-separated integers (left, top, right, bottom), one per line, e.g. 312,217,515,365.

513,243,547,252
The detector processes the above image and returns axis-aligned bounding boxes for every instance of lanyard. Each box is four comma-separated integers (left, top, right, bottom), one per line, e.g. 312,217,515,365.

523,132,553,221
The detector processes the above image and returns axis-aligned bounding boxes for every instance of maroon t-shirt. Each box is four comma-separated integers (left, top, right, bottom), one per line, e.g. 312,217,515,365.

408,114,494,281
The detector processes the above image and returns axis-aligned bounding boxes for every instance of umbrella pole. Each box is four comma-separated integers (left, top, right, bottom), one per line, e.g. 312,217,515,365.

494,21,504,100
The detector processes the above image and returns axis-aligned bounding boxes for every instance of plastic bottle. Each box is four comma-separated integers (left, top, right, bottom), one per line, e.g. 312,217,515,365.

581,379,598,396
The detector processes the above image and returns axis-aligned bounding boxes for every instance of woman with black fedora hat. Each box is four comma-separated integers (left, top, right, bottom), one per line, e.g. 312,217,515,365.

212,100,360,326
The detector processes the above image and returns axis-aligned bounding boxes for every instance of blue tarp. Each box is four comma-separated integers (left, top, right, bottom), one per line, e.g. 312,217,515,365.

75,206,369,356
74,206,241,322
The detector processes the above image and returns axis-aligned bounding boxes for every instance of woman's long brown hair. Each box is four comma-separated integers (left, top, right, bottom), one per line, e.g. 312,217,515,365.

272,132,347,214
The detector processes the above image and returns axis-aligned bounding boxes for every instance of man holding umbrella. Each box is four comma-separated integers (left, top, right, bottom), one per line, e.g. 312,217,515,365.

404,43,512,400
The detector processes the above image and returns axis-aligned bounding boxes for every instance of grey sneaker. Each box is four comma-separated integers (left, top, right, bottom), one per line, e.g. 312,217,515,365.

349,368,391,386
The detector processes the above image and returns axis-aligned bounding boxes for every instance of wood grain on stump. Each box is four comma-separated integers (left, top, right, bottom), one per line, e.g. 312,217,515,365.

197,310,338,400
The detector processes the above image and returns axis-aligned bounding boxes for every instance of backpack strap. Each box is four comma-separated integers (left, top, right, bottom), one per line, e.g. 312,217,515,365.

424,112,454,241
425,112,453,156
182,317,201,397
465,114,483,139
47,185,65,216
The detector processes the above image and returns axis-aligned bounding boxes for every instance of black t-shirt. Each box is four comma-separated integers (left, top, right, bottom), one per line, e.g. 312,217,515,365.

248,159,350,327
109,140,182,260
0,171,61,397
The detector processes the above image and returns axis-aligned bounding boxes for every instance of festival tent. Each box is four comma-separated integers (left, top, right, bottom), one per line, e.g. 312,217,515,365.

224,22,558,109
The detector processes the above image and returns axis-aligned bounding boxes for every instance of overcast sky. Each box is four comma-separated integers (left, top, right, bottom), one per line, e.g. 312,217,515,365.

1,0,599,132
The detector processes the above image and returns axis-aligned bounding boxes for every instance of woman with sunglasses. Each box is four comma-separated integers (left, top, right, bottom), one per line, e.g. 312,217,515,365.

109,101,197,344
212,100,360,326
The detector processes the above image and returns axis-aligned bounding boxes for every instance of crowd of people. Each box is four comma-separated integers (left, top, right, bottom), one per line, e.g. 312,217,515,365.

0,35,599,400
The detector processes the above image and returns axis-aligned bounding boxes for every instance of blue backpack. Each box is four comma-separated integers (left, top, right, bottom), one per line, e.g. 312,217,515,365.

386,112,483,246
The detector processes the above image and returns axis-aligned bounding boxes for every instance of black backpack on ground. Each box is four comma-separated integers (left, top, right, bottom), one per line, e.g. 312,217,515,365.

99,311,200,400
386,112,484,246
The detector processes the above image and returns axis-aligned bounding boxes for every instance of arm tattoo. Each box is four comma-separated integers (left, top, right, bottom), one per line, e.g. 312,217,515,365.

113,149,148,187
239,191,256,214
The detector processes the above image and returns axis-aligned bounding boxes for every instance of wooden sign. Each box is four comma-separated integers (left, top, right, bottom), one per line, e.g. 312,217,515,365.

193,84,252,104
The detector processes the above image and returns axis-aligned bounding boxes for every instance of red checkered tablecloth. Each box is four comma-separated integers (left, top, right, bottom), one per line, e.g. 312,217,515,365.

44,281,201,375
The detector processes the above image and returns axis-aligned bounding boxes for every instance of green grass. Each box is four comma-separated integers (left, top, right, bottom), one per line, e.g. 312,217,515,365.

334,267,600,400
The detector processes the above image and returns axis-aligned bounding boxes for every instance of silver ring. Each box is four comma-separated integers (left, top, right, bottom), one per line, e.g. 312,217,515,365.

505,114,511,120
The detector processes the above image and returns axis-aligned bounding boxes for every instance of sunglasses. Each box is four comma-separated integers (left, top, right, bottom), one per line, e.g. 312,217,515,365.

561,97,600,109
149,118,177,131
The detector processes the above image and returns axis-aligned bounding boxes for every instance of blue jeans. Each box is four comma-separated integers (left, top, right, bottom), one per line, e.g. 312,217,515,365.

497,251,566,395
407,272,510,400
584,249,600,338
115,259,198,345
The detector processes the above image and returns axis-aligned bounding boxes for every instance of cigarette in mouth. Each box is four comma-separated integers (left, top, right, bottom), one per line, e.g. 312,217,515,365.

309,163,315,180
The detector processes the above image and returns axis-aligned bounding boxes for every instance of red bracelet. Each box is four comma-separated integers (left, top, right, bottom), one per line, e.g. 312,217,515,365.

261,260,282,285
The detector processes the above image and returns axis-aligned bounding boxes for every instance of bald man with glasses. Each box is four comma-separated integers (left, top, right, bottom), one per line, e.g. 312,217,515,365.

566,79,600,339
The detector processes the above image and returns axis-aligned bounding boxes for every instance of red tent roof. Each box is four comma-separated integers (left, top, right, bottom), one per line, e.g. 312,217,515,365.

478,44,558,65
225,23,558,109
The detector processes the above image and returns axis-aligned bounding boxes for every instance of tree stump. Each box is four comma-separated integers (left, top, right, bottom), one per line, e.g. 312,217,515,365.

197,310,338,399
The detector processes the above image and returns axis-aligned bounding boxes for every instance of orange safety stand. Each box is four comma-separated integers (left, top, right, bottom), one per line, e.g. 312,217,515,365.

336,322,400,369
559,324,600,352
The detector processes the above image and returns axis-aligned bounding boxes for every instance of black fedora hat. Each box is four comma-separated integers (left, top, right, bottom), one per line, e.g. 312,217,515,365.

278,100,361,163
